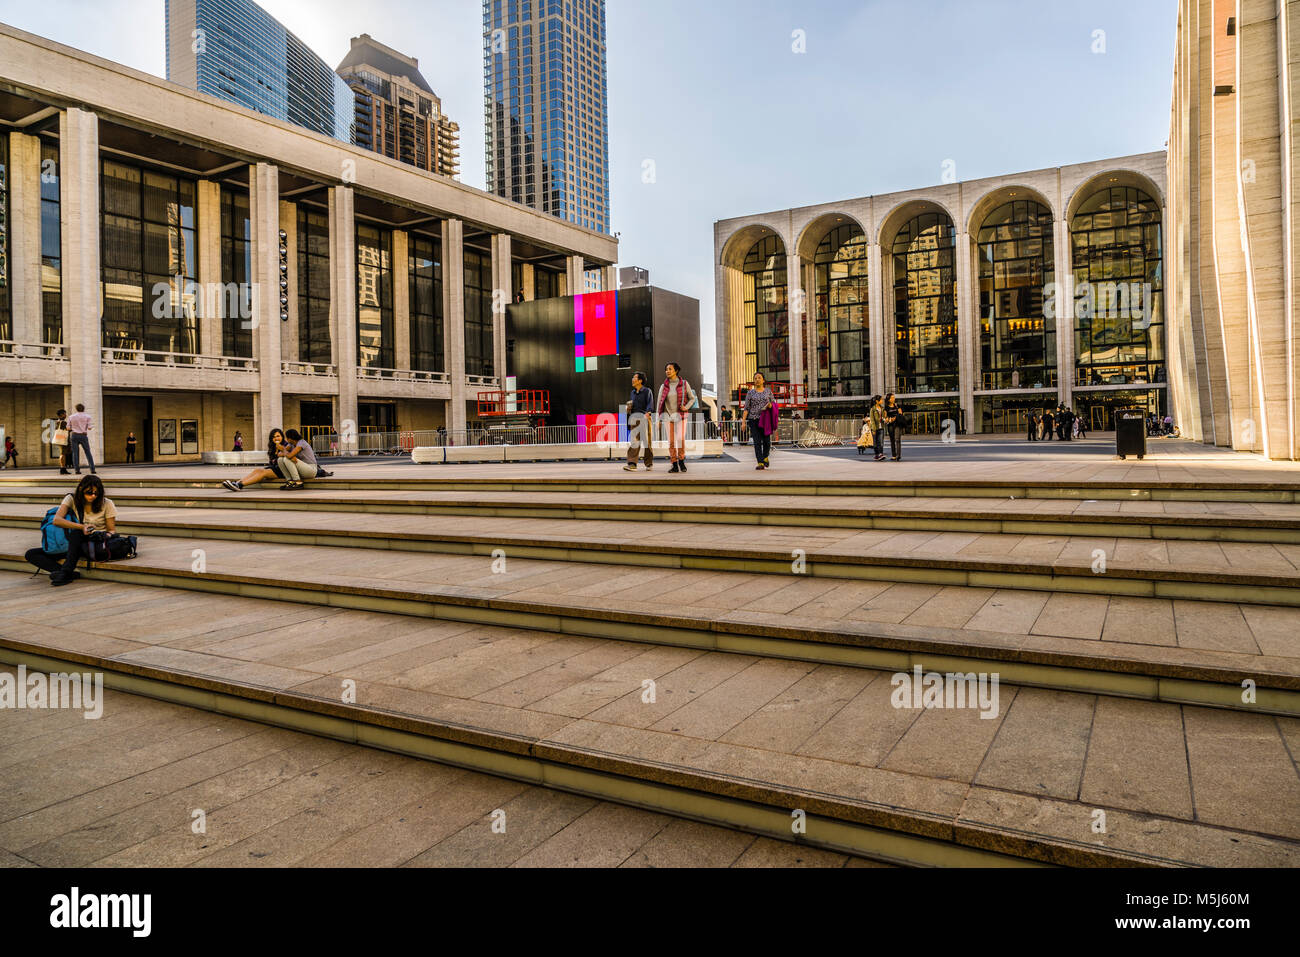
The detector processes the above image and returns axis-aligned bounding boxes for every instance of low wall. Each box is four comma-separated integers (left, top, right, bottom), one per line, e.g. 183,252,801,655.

201,451,269,466
413,440,725,466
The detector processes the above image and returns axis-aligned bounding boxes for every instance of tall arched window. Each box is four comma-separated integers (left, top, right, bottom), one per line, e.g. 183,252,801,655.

892,211,957,394
976,199,1055,390
813,224,869,397
742,235,788,386
1070,185,1164,387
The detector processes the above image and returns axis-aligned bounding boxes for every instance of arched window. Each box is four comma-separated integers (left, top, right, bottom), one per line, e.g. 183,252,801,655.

1070,185,1164,387
742,235,788,385
892,211,957,394
813,224,869,397
976,199,1055,390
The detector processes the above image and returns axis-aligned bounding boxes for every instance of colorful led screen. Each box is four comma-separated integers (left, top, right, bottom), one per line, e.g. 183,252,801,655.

574,290,619,372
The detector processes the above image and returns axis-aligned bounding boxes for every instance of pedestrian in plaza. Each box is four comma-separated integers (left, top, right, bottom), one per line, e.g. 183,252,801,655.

222,429,289,491
1041,408,1055,441
232,431,243,452
884,393,905,461
744,372,777,470
3,435,18,469
1076,411,1088,439
721,405,734,445
125,432,137,464
1027,412,1039,442
53,408,70,474
657,362,697,474
870,395,886,461
856,414,873,455
275,429,319,490
624,371,655,472
67,403,97,474
26,474,117,587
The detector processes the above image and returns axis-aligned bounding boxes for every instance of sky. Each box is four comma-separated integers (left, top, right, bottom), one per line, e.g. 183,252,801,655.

0,0,1180,380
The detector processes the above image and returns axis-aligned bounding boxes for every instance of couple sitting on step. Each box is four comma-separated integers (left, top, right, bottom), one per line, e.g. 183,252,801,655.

222,428,331,492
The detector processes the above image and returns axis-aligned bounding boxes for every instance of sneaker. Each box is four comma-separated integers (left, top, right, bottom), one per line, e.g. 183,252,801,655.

279,482,297,490
623,464,637,472
222,480,242,492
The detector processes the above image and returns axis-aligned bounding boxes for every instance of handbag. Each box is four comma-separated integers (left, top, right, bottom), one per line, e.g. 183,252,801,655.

52,428,69,446
82,530,111,562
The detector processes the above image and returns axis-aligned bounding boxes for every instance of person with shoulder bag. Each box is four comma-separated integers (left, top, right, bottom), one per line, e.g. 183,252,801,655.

884,393,905,462
25,474,134,586
52,409,70,475
869,395,886,461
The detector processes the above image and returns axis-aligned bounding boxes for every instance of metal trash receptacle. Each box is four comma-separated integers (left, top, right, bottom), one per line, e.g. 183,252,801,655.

1116,409,1147,460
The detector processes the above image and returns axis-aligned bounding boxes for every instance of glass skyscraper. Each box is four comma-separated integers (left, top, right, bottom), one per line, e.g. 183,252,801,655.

165,0,353,143
483,0,610,234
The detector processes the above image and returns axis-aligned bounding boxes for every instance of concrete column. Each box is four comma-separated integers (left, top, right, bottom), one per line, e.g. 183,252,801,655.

521,263,536,301
279,201,298,364
329,186,358,450
249,163,282,440
195,179,222,356
60,107,103,462
490,233,511,382
8,132,43,348
955,230,975,432
393,229,411,371
868,242,885,397
601,264,617,292
1053,218,1075,407
713,262,731,409
565,254,583,296
786,253,804,392
442,218,466,433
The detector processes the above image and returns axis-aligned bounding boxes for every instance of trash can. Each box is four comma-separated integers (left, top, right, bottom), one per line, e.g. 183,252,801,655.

1116,409,1147,460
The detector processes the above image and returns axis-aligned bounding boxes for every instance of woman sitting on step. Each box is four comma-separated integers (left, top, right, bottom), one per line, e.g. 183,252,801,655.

274,429,319,491
222,429,288,492
26,474,117,587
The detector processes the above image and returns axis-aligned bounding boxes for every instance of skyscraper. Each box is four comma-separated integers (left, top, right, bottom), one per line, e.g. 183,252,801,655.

336,35,461,180
483,0,610,234
165,0,353,143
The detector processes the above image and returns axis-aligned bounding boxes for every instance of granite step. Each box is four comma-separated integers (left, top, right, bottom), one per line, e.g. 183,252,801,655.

2,530,1296,715
1,574,1296,868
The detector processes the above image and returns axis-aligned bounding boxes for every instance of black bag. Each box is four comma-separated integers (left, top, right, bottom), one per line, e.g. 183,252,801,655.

82,530,110,562
106,534,138,560
83,531,137,562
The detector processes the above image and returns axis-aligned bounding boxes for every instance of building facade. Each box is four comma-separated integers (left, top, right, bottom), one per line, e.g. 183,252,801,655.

165,0,354,143
483,0,611,234
1165,0,1300,461
336,35,461,180
0,23,616,465
715,153,1170,437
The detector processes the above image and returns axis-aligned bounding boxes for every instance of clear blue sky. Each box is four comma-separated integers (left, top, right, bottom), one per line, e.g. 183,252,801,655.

0,0,1179,378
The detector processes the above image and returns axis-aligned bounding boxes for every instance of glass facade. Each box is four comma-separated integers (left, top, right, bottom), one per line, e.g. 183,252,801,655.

812,224,869,397
165,0,353,142
483,0,611,233
741,235,788,388
41,141,61,345
976,199,1056,391
409,234,444,372
100,160,197,355
1071,186,1165,387
356,225,393,370
296,206,331,365
464,247,494,377
0,136,9,345
220,187,251,358
893,211,958,394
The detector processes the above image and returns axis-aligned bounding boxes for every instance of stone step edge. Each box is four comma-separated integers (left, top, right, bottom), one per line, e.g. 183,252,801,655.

3,638,1214,869
3,554,1296,713
2,495,1296,541
1,476,1296,502
4,520,1298,602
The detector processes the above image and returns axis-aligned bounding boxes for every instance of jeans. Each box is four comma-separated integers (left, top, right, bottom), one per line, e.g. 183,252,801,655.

25,527,86,578
69,433,95,472
749,420,771,465
888,425,903,459
873,426,885,458
627,413,654,467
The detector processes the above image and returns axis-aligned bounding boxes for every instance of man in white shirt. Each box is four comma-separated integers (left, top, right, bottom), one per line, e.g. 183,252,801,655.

67,403,96,475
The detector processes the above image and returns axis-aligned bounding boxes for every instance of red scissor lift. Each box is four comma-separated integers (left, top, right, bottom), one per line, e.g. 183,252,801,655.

476,390,552,443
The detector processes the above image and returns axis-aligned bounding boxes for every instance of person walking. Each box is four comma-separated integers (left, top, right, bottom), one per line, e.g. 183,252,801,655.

870,395,887,461
52,409,70,474
125,432,137,464
67,403,96,474
1041,408,1055,441
232,431,244,452
720,406,734,445
1076,411,1088,439
1027,412,1039,442
884,393,905,461
744,372,777,470
624,371,655,472
3,435,18,469
657,362,697,474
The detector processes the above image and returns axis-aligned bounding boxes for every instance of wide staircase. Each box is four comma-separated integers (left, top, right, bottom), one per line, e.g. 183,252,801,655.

0,471,1297,867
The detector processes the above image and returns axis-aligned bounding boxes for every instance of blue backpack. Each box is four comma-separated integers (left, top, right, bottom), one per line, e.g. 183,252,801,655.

40,505,80,556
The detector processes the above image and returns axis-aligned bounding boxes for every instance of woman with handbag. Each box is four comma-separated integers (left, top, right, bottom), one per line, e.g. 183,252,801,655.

25,474,117,587
657,362,698,473
743,372,778,470
52,409,70,475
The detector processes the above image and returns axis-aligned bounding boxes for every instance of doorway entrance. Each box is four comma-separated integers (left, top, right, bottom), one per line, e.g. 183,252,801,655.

104,395,153,463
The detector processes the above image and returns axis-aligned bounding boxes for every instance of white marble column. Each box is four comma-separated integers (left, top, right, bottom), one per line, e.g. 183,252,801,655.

329,185,357,451
249,163,282,440
195,180,222,356
601,264,617,292
279,201,298,364
868,242,885,398
7,132,43,349
490,233,511,382
393,229,411,372
565,254,584,296
442,218,466,433
786,253,804,392
955,230,976,432
1053,217,1074,406
60,107,103,462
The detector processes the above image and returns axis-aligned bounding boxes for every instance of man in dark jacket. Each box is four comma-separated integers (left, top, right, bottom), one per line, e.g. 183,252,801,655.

625,372,654,471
